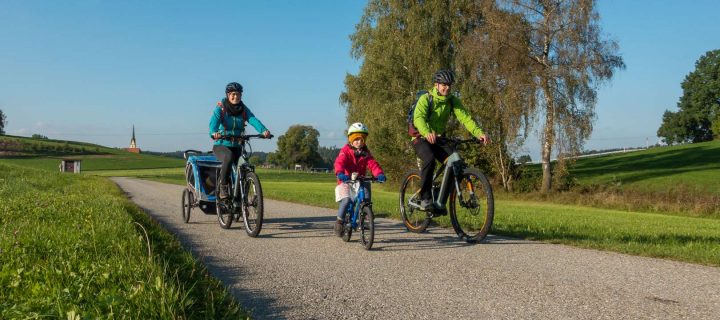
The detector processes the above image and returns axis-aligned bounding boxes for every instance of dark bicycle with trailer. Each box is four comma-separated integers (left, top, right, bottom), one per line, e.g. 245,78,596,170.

213,134,273,237
181,150,222,222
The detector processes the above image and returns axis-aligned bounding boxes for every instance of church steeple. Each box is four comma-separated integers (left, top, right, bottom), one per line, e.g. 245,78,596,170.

129,125,137,149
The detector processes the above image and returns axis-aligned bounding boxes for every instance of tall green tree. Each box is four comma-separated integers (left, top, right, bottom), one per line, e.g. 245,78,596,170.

274,125,323,169
317,146,341,168
501,0,624,193
454,1,537,191
657,49,720,144
0,109,6,135
342,0,485,180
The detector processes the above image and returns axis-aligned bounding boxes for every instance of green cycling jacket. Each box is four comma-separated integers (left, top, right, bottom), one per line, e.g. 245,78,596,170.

413,87,484,138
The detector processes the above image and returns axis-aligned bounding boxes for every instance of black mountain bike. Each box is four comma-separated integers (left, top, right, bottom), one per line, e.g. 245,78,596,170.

216,134,273,237
399,137,494,243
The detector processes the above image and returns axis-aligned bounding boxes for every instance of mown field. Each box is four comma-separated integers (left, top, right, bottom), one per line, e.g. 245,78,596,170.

0,162,247,318
514,140,720,217
572,140,720,193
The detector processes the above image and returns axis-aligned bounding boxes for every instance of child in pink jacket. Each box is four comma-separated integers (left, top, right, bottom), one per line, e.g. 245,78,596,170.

333,122,386,236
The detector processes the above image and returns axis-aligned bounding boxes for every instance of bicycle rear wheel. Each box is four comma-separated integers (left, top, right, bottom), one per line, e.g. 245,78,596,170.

242,172,264,237
359,205,374,250
399,170,430,233
449,168,494,243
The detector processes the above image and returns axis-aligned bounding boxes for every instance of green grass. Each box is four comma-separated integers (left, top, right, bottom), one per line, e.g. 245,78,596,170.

514,140,720,217
0,163,248,318
572,140,720,193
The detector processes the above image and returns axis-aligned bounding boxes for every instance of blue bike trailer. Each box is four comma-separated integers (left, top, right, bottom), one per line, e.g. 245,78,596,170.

185,154,222,203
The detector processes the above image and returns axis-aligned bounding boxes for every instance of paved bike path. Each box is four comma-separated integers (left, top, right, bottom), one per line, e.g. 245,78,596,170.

112,177,720,319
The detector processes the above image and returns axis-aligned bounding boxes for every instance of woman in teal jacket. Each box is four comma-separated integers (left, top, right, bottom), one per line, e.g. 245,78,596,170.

209,82,271,199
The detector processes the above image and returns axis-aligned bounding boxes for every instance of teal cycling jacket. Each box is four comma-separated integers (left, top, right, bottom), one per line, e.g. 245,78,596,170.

208,100,268,147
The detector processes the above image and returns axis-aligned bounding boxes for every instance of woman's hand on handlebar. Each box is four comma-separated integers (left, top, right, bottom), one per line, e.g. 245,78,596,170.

212,132,221,140
262,130,272,138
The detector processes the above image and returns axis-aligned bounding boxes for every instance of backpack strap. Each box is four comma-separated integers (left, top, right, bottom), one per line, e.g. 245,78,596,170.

216,102,227,137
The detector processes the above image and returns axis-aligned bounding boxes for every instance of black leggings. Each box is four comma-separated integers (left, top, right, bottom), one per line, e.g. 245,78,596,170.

213,145,243,187
412,139,454,200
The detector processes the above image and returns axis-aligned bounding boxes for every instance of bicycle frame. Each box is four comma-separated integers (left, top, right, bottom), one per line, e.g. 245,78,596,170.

345,180,371,229
229,147,252,210
431,152,466,208
217,133,271,212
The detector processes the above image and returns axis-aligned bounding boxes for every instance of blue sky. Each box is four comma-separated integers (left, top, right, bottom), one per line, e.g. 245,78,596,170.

1,1,719,159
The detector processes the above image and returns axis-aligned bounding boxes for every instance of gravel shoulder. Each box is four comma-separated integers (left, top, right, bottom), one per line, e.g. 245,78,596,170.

112,177,720,319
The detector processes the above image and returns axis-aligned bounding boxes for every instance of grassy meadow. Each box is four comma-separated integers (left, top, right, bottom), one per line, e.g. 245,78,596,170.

0,163,246,317
514,140,720,217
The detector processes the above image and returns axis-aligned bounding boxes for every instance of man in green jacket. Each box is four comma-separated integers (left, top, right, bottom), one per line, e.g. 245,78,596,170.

412,70,489,211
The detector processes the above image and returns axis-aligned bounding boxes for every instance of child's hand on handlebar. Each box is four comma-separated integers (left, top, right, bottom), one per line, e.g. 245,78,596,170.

376,174,386,183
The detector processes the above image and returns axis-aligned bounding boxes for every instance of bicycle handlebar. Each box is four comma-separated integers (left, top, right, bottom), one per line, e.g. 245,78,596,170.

437,136,481,144
215,134,275,141
343,175,381,184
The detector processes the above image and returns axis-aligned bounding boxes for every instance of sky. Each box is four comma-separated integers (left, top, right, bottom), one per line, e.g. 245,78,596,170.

1,0,719,159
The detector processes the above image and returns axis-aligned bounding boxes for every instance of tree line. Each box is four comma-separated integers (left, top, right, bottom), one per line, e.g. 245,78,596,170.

657,49,720,144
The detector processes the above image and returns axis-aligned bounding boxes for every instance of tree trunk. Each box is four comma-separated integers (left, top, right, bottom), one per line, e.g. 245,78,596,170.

540,80,555,193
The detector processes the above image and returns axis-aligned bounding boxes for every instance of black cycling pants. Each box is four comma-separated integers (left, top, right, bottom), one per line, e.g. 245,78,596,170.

213,145,243,187
412,138,454,200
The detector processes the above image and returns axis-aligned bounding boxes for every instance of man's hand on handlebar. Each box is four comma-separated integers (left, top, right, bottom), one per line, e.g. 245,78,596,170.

212,132,221,140
426,132,437,144
477,134,490,145
262,130,272,138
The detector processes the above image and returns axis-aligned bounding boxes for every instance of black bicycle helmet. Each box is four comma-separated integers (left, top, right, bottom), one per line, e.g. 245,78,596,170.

225,82,243,93
432,70,455,85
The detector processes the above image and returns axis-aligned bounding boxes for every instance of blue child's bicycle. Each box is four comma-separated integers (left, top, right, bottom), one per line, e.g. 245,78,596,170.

339,173,380,250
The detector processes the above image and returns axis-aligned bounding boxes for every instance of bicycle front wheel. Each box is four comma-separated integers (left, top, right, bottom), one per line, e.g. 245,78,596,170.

399,170,430,233
242,172,264,237
359,205,374,250
449,168,494,243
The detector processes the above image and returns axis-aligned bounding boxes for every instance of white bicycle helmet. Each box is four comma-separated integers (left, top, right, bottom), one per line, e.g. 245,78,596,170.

347,122,369,136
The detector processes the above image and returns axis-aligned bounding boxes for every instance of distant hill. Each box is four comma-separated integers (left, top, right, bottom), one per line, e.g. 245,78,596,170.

570,140,720,194
0,135,184,171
